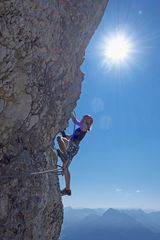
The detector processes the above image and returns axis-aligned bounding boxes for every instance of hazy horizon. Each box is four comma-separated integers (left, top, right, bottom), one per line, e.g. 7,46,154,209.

64,206,160,212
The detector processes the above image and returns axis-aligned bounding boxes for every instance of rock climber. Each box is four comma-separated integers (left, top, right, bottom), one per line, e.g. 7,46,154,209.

56,112,93,196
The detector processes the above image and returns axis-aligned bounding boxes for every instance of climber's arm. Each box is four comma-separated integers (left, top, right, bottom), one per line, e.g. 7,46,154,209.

70,112,81,126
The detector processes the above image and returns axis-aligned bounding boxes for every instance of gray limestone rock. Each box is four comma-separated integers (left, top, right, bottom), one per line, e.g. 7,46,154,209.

0,0,108,239
0,98,5,113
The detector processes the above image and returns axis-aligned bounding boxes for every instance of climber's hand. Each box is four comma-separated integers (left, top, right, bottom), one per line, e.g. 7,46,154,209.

70,112,75,120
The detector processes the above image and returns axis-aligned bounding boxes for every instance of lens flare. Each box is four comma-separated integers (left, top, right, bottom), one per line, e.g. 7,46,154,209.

104,34,132,63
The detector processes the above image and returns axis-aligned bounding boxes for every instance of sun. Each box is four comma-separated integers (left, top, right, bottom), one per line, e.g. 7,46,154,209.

104,33,132,64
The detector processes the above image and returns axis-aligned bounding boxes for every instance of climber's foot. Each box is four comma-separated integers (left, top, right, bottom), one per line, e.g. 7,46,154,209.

61,188,71,196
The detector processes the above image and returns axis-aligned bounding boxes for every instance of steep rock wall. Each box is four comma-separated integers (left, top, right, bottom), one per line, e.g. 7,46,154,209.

0,0,108,239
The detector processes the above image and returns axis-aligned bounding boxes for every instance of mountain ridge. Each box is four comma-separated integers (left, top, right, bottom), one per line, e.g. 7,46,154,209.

62,207,160,240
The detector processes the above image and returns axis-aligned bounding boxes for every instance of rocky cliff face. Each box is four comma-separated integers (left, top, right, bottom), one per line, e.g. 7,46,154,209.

0,0,108,239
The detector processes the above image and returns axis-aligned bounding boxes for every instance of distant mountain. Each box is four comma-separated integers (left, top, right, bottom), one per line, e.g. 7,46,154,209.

102,208,146,228
61,208,160,240
64,207,105,218
62,207,102,230
149,211,160,223
122,209,160,233
83,213,100,223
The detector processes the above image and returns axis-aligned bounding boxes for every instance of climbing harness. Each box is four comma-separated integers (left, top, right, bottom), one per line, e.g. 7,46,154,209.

66,141,79,162
57,142,79,164
0,165,63,181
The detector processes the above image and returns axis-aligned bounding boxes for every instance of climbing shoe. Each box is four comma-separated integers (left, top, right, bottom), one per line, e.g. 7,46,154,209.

61,188,71,196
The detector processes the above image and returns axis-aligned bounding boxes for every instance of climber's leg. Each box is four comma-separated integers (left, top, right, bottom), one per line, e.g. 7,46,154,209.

56,136,70,163
64,167,71,191
61,160,71,196
57,136,68,152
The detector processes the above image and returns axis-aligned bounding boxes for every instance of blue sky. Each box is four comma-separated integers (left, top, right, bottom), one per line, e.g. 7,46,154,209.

60,0,160,210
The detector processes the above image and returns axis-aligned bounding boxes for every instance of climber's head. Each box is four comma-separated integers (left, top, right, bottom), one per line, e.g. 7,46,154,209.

83,115,93,130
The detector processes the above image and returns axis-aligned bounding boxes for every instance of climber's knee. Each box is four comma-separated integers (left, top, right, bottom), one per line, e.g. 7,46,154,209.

63,165,69,175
